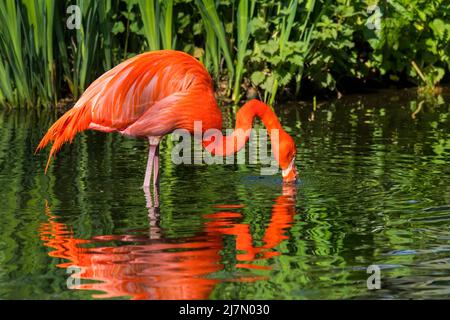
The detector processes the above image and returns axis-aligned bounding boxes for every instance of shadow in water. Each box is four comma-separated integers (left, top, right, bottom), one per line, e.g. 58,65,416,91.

39,184,297,300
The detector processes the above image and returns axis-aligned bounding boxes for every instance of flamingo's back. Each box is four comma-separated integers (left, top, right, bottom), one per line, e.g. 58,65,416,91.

36,50,222,172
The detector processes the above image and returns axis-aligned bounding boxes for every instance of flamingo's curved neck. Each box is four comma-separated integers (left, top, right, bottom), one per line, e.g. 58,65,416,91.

202,99,286,156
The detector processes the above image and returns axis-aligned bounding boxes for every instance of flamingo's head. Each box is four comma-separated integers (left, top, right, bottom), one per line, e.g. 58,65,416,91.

277,131,298,183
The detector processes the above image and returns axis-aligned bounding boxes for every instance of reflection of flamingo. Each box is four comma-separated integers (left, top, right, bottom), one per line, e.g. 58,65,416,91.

36,50,297,189
39,185,297,300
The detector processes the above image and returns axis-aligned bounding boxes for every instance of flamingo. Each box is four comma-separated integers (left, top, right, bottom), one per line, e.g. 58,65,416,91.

36,50,298,188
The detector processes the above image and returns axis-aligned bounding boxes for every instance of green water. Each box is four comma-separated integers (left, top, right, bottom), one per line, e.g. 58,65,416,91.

0,88,449,299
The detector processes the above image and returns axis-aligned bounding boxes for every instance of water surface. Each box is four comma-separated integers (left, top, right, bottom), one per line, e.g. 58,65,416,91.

0,88,449,299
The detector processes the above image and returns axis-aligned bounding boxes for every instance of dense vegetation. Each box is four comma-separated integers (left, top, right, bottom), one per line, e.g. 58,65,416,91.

0,0,449,108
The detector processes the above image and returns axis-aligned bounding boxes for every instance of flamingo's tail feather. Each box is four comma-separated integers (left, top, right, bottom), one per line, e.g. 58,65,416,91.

36,105,92,173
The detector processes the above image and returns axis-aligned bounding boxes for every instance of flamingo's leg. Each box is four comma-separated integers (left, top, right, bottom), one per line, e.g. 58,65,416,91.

143,143,157,188
153,144,160,187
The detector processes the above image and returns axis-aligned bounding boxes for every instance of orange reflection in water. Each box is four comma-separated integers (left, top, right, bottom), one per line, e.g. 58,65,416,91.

39,185,296,300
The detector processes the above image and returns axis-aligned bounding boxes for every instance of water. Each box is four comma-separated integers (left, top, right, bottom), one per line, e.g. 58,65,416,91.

0,88,449,299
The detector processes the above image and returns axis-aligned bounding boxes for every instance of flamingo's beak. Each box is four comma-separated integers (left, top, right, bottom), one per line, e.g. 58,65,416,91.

282,157,297,183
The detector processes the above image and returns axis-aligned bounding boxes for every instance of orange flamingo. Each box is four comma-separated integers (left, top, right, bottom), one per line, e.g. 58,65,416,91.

36,50,298,188
40,185,296,300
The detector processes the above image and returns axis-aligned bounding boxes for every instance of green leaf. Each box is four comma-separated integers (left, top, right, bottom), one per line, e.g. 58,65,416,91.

251,71,265,86
112,21,125,34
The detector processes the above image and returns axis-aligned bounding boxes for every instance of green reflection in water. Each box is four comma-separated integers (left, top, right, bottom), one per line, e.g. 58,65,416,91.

0,88,449,299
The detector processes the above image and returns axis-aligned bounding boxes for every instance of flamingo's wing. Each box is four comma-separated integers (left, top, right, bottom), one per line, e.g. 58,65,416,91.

36,50,215,171
77,51,208,131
